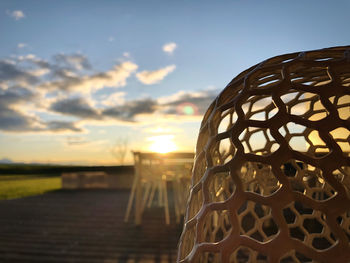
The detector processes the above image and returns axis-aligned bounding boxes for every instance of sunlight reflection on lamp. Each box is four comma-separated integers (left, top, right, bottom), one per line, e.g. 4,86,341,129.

148,135,177,153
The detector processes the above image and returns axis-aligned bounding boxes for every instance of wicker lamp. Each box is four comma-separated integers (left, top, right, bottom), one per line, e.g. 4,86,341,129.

177,46,350,263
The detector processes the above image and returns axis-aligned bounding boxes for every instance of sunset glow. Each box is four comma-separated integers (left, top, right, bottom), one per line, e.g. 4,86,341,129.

148,135,177,153
0,1,348,165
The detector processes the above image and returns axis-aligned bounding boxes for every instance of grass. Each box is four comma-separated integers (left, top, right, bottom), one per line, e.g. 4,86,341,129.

0,174,61,200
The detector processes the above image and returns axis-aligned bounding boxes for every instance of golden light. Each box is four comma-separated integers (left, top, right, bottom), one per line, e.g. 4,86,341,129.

148,135,177,153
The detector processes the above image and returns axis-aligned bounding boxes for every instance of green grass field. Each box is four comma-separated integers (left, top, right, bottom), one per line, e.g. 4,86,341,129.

0,175,61,200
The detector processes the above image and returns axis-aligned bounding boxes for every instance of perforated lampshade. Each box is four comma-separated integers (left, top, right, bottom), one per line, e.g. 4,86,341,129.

177,46,350,263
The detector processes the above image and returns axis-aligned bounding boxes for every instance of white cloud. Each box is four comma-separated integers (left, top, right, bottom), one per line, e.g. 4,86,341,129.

54,53,91,71
17,43,27,49
29,68,50,77
100,91,126,107
136,65,176,85
40,61,138,93
7,10,25,20
108,36,115,42
162,42,177,54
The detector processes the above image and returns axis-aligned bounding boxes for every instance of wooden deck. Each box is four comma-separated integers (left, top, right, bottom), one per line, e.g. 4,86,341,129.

0,189,183,262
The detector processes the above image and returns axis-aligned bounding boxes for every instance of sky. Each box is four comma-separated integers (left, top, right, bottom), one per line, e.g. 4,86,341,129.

0,0,349,165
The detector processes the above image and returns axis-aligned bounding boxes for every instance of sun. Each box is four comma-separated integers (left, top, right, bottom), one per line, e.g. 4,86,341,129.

148,135,177,153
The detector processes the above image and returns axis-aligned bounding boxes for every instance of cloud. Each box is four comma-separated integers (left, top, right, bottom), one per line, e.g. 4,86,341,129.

0,106,40,132
0,51,218,133
46,121,82,132
158,89,218,116
0,100,80,133
54,53,91,71
3,54,137,93
108,36,115,42
50,97,101,119
0,82,82,133
66,136,89,146
163,42,177,54
0,60,39,85
7,10,25,20
0,86,41,131
0,53,141,132
136,65,176,85
17,43,27,49
0,86,37,106
40,61,138,92
103,98,157,121
99,91,126,107
0,100,81,133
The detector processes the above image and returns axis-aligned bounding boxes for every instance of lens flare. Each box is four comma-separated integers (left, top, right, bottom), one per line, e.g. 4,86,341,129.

176,102,198,116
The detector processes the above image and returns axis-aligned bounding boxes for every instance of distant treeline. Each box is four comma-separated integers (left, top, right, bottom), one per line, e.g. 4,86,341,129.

0,164,134,175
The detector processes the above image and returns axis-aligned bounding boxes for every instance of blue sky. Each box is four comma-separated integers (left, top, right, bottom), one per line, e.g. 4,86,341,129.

0,0,349,165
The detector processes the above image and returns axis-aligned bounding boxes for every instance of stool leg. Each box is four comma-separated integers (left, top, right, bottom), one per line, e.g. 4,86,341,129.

147,182,156,208
124,175,138,222
158,180,163,207
162,176,170,225
173,180,181,223
141,181,151,213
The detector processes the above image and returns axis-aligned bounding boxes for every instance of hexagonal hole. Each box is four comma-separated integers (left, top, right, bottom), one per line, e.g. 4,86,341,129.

179,224,196,261
311,190,335,201
249,130,267,151
289,136,309,152
246,96,278,121
330,127,350,152
290,101,311,116
230,246,250,262
192,154,207,185
283,207,297,224
202,209,231,243
312,237,332,250
251,96,273,112
207,171,235,203
309,111,328,121
308,130,328,152
218,112,231,134
239,162,281,196
290,180,306,193
281,90,299,104
250,231,264,242
282,160,304,177
188,188,203,220
335,95,350,118
230,246,267,263
294,201,313,215
303,218,323,234
237,201,248,214
241,212,256,232
290,227,305,241
254,203,270,218
285,162,337,201
262,218,279,237
286,122,306,134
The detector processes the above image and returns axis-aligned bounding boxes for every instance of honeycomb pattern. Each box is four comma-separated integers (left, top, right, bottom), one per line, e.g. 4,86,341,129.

177,46,350,263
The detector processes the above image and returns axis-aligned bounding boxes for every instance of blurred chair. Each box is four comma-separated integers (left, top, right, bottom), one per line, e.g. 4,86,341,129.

177,46,350,262
125,152,194,225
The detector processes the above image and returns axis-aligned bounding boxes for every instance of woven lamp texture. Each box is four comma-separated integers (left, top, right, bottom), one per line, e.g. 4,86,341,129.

177,46,350,263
